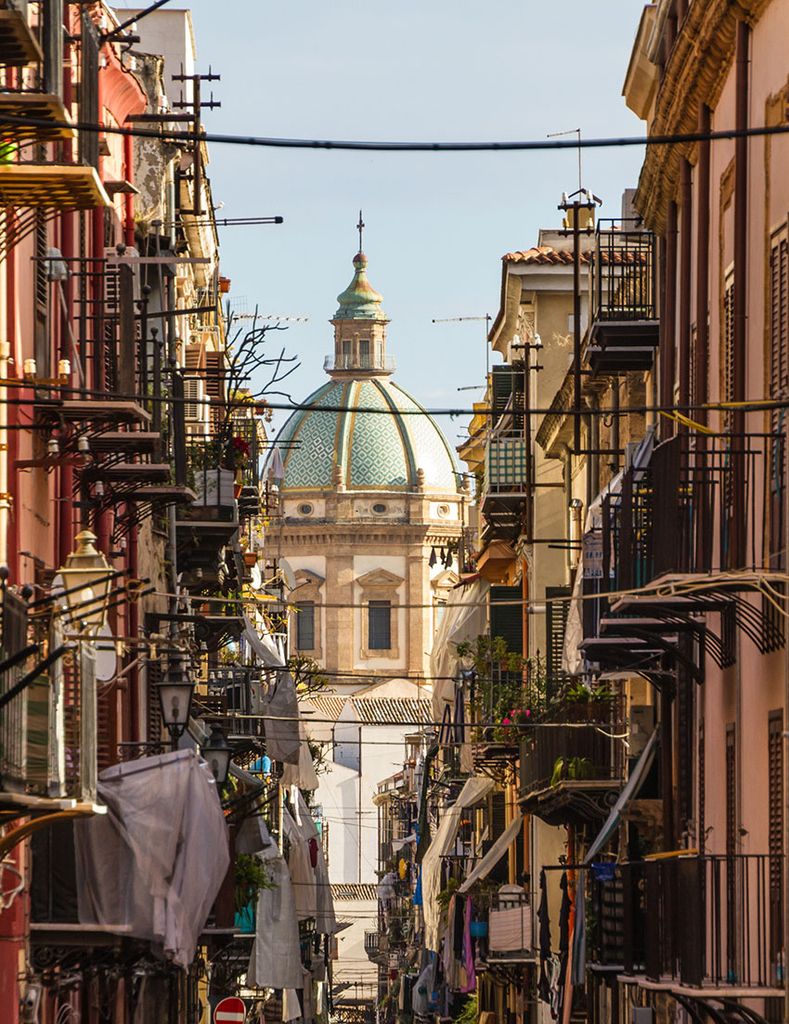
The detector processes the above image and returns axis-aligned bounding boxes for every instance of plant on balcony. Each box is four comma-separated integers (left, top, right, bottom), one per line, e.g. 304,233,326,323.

223,435,251,470
234,853,273,932
454,996,478,1024
550,755,593,786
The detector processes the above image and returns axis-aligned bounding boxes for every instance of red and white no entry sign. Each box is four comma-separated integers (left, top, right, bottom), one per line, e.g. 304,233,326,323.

213,996,246,1024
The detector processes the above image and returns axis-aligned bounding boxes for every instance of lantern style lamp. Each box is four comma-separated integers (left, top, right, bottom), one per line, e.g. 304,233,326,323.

157,656,195,748
202,725,232,786
58,530,113,636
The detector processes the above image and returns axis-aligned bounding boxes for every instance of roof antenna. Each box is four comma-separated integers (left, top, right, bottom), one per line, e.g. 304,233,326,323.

357,209,365,254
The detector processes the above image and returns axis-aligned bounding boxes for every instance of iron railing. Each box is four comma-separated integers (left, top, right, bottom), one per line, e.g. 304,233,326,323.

588,855,784,989
592,221,657,323
519,701,624,796
610,431,785,590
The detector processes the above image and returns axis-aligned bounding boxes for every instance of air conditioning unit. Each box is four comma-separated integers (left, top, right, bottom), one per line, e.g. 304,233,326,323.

184,377,206,422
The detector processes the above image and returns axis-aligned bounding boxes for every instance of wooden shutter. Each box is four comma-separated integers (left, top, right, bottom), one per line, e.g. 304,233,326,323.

545,585,571,694
79,13,100,169
146,659,164,745
490,585,522,655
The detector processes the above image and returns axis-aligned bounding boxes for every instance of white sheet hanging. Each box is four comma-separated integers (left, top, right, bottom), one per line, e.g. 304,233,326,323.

420,775,494,951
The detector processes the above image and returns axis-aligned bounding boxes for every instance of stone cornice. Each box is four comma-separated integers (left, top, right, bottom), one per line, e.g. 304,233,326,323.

636,0,770,233
273,524,462,548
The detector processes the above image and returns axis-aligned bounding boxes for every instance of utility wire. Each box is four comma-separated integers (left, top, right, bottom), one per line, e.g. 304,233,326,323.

8,376,789,419
0,112,788,153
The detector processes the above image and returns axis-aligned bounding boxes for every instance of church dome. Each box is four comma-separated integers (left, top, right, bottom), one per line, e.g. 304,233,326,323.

273,377,459,493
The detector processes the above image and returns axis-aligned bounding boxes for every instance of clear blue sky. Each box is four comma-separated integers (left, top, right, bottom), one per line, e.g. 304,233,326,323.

119,1,647,447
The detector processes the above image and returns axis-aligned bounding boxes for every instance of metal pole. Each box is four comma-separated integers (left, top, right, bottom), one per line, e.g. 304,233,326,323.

573,202,581,454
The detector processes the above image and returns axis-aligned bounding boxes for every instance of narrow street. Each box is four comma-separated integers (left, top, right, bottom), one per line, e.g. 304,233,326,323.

0,2,786,1023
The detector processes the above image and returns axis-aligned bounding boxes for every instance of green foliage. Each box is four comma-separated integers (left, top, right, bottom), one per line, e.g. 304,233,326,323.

550,755,593,786
455,995,478,1024
234,853,273,912
289,653,330,699
437,876,461,909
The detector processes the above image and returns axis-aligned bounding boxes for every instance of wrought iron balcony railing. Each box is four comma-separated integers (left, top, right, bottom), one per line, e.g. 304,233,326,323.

588,855,784,990
519,701,625,798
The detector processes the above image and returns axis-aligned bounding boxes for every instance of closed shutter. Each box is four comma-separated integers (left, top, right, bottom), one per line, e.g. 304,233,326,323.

725,724,736,856
545,586,571,693
490,365,524,433
490,585,522,655
79,13,100,169
147,659,164,746
487,792,509,885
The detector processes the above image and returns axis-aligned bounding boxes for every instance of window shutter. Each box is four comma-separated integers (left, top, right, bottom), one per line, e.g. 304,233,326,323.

146,660,164,746
545,586,571,688
490,585,522,655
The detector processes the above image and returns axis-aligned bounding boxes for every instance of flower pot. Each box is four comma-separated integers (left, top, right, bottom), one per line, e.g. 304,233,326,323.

243,552,257,567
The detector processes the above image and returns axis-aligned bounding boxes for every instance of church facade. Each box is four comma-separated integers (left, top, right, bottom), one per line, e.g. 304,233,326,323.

268,244,465,690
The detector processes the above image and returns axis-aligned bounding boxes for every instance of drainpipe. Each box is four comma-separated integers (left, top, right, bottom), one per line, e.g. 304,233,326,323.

661,202,678,435
695,104,711,421
732,18,749,567
678,159,692,418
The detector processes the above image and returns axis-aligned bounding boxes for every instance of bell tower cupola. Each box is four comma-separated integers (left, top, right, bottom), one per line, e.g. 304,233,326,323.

327,213,393,378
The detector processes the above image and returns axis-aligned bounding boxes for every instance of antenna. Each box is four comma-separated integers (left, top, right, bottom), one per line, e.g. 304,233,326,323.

547,128,582,193
432,315,492,376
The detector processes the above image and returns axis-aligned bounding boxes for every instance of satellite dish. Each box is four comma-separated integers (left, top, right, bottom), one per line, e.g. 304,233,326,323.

94,623,117,682
279,558,297,591
250,563,263,591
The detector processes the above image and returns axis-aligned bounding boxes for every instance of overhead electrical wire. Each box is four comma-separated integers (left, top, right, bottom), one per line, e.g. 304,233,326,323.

0,112,788,153
5,375,789,420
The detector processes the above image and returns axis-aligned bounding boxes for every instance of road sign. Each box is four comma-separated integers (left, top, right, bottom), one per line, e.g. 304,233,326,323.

213,996,246,1024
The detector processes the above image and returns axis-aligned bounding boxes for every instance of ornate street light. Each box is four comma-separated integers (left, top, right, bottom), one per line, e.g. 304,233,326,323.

157,656,195,748
202,725,232,786
57,530,113,636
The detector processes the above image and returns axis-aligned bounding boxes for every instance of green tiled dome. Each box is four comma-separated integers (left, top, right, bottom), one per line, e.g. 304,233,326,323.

271,378,459,493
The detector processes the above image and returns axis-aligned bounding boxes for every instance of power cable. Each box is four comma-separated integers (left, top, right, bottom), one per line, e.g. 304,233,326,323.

0,112,787,153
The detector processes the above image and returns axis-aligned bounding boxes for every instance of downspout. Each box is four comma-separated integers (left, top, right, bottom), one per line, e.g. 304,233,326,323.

695,105,711,422
678,159,692,417
661,202,678,436
732,18,749,566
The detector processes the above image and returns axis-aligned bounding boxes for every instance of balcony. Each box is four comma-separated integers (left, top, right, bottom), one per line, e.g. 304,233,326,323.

587,221,658,374
0,593,97,810
486,889,534,963
519,700,625,825
0,1,42,66
589,856,784,992
324,352,396,374
176,437,241,573
364,929,382,962
480,435,528,543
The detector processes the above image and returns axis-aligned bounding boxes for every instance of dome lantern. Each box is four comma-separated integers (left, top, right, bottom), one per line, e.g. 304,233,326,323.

327,215,394,378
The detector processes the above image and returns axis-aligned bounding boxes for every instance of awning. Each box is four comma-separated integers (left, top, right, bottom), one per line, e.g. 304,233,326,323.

458,812,523,893
421,775,494,951
571,727,659,983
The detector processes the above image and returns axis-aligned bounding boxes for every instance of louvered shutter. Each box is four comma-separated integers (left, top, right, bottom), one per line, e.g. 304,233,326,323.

146,659,164,745
545,586,571,694
490,585,522,655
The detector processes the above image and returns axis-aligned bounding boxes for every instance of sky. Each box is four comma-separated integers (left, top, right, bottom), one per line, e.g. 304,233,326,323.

116,1,648,450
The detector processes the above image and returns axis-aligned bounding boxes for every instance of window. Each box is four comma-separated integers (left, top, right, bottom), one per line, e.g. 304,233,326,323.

359,338,370,365
297,602,315,651
372,502,387,514
368,601,391,650
298,502,314,517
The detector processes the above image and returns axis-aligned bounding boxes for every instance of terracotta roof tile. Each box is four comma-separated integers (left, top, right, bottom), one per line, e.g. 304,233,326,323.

306,694,431,725
503,244,648,266
331,883,378,901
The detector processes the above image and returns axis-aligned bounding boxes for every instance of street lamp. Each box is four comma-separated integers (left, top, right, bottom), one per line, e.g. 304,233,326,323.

202,725,232,786
157,656,195,748
57,530,113,636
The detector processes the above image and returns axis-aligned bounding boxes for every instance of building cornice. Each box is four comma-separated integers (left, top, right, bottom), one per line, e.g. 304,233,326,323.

636,0,769,233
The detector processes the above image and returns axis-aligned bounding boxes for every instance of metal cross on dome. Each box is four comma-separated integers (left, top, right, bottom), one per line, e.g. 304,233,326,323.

357,209,365,253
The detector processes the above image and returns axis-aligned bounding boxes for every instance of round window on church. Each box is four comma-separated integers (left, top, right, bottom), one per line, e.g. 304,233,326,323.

372,502,387,515
298,503,314,516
